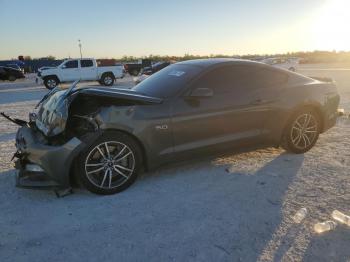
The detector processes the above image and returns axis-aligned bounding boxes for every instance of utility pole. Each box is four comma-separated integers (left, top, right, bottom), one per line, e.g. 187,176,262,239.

78,39,82,59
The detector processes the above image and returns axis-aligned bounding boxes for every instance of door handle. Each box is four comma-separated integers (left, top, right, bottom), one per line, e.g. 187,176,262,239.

250,99,265,105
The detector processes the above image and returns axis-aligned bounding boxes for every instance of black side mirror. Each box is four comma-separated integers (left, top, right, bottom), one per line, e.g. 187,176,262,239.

189,88,213,98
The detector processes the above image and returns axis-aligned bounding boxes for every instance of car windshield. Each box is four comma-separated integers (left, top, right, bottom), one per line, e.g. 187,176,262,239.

132,64,202,98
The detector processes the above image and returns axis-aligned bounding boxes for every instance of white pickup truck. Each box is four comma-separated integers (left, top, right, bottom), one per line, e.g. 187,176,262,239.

261,57,299,72
37,58,125,89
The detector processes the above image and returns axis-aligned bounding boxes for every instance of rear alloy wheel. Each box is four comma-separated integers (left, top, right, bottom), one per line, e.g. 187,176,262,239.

101,74,114,86
282,109,320,154
76,132,142,195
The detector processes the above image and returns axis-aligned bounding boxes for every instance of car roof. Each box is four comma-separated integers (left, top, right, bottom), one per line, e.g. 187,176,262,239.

176,58,266,68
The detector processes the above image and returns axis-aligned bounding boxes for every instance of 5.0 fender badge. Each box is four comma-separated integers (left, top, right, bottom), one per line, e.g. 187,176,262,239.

155,124,168,130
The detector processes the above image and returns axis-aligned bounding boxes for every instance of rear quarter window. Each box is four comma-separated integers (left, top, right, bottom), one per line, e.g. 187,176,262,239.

192,64,288,95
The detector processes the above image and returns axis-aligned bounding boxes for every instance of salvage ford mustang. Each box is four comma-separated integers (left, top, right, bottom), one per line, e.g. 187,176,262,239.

2,59,340,195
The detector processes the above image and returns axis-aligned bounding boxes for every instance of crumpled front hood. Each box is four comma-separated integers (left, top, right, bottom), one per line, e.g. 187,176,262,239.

35,87,163,137
36,90,69,136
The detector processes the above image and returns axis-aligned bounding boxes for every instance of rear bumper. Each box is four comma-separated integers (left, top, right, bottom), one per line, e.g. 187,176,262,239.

321,93,341,133
322,110,338,132
15,126,84,187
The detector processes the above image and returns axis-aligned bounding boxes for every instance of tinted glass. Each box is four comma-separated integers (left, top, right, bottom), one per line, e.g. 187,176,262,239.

64,60,78,69
81,59,93,67
132,64,202,98
193,65,288,94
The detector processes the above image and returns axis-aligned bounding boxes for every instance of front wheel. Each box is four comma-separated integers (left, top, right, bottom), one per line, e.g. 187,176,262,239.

75,132,143,195
282,109,321,154
44,77,59,89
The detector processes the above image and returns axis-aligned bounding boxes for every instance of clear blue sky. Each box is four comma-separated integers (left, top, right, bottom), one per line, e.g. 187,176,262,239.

2,0,348,59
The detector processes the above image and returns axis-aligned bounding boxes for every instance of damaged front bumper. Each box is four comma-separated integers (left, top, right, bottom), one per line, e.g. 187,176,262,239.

15,126,85,189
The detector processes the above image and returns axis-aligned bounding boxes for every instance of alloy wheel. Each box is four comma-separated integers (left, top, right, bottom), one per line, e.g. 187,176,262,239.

47,79,57,88
104,76,113,85
84,141,135,189
290,113,318,150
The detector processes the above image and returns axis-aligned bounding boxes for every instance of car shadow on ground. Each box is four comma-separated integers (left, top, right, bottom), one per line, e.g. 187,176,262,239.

0,150,304,262
134,151,305,261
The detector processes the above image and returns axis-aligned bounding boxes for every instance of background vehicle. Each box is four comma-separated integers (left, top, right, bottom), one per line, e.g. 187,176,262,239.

261,57,299,71
142,61,171,75
37,58,125,89
6,64,24,74
0,66,25,81
124,59,152,76
11,59,340,195
134,61,171,84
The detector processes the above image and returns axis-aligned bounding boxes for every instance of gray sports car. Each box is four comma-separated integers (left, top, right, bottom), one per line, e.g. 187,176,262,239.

4,59,340,195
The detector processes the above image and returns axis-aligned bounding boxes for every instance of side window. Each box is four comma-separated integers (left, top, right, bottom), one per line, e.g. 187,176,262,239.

192,65,287,94
193,66,239,95
81,59,93,68
63,60,78,69
251,68,288,89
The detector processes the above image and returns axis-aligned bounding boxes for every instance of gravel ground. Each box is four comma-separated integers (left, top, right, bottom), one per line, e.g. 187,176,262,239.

0,66,349,262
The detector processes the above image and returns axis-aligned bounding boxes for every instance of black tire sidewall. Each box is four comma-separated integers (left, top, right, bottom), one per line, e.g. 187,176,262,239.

283,108,321,154
75,131,143,195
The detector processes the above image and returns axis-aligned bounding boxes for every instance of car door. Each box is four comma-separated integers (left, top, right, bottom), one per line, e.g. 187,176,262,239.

80,59,96,80
59,60,79,81
170,64,272,156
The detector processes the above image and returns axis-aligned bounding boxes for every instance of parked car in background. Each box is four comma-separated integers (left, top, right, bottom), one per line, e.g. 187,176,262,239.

134,61,171,84
143,61,171,75
6,64,24,74
9,59,340,195
0,66,25,81
261,57,299,71
36,58,125,89
124,59,152,76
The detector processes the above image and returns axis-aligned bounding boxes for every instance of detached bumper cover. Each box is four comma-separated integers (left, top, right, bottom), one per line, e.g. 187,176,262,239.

15,126,85,187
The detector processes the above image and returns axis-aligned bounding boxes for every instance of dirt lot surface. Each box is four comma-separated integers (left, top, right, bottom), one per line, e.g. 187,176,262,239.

0,66,349,262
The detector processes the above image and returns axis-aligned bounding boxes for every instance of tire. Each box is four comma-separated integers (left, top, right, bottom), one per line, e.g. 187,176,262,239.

44,76,59,89
130,69,139,76
100,73,115,86
281,108,321,154
8,75,16,81
75,131,143,195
